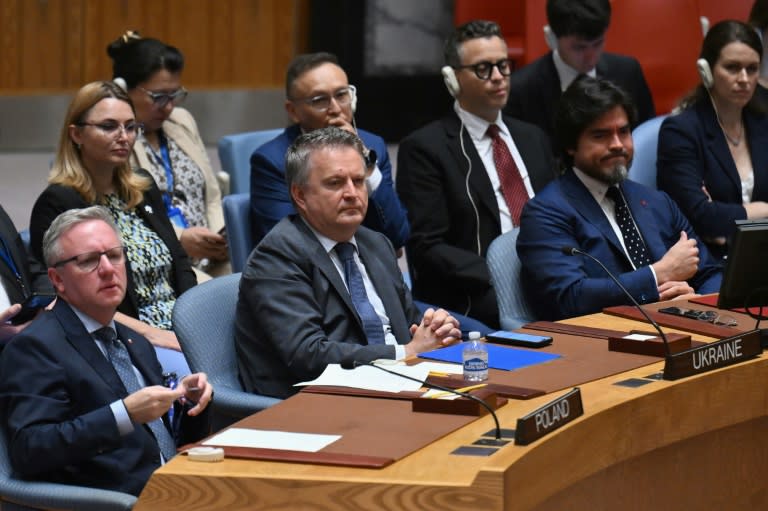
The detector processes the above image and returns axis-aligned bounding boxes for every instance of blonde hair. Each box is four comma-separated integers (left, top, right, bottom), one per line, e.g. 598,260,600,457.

50,81,151,209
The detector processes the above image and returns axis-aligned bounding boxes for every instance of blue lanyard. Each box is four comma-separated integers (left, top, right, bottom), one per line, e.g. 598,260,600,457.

0,234,21,281
158,132,175,195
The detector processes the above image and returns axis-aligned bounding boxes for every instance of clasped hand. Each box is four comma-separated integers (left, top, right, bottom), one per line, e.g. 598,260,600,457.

123,372,213,424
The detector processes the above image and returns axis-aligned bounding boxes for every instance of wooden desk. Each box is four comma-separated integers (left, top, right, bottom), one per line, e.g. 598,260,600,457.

135,314,768,510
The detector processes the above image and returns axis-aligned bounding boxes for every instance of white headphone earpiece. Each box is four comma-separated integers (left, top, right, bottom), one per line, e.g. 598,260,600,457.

544,25,558,51
696,58,714,89
348,84,358,114
441,66,460,97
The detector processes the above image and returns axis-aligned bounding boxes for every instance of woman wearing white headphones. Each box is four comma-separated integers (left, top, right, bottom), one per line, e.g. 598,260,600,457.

657,20,768,262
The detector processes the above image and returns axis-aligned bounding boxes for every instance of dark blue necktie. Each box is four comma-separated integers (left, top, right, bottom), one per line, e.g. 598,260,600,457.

94,327,177,460
334,243,385,345
606,186,652,268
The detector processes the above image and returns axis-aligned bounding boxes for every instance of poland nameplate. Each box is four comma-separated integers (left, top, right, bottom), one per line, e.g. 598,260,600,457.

515,388,583,446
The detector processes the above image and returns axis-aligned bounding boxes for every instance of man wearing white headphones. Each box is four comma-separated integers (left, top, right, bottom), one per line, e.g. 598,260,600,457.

506,0,655,148
397,20,557,328
250,52,409,249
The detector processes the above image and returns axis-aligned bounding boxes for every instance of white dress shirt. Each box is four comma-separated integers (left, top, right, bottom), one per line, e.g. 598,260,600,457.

553,50,597,92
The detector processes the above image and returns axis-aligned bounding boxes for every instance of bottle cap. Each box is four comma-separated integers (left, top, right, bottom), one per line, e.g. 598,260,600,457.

187,446,225,462
468,331,481,340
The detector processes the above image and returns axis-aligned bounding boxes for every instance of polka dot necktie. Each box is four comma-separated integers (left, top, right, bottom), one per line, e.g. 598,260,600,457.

335,243,385,345
605,186,652,268
94,326,177,460
487,124,529,226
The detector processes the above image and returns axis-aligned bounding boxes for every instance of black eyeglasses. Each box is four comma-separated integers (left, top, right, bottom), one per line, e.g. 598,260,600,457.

138,86,188,108
454,58,513,80
53,246,126,273
77,121,143,138
291,86,355,112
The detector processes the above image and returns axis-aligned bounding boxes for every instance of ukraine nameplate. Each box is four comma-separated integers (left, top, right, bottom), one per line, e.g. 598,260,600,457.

515,388,583,446
663,329,761,380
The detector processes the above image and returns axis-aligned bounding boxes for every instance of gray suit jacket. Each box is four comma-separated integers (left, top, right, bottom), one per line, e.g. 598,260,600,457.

235,215,421,399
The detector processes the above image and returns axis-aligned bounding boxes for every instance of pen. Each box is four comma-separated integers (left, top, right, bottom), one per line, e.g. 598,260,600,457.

427,383,487,399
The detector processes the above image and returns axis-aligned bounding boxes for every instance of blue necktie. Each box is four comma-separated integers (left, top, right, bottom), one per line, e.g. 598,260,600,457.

95,327,177,460
334,243,385,345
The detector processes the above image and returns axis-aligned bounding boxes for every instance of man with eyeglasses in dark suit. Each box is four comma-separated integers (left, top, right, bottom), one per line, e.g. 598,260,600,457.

249,52,409,250
397,20,557,328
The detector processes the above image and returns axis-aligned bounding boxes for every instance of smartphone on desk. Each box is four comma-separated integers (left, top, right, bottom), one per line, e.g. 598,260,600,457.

10,293,56,325
486,330,553,348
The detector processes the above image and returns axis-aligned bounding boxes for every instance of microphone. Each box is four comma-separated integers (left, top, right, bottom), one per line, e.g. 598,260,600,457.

341,359,502,439
561,246,671,358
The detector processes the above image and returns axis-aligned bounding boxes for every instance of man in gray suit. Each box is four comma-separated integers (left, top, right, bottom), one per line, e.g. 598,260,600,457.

235,127,461,399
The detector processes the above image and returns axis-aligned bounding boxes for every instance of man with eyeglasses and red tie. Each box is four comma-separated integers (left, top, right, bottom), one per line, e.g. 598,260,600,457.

250,52,410,250
396,20,557,328
0,206,212,496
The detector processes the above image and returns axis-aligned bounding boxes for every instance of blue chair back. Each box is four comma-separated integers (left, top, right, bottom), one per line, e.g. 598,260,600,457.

173,273,280,428
222,193,253,273
217,129,282,195
0,426,136,510
486,228,535,330
629,115,668,190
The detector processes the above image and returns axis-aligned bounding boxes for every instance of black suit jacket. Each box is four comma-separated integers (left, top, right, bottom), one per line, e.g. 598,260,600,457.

0,205,51,308
235,216,421,399
396,111,557,327
0,300,209,495
29,170,197,320
505,51,656,148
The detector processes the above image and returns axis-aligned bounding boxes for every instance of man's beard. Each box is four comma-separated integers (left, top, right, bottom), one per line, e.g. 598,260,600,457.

604,163,628,186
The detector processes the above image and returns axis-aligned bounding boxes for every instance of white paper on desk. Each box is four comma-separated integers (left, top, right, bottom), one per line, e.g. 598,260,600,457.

295,363,431,392
416,361,463,375
202,428,340,453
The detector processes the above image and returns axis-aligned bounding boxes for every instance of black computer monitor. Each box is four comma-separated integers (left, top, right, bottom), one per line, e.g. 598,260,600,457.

717,220,768,311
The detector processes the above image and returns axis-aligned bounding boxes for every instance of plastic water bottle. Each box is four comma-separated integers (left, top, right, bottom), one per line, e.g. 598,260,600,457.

463,331,488,382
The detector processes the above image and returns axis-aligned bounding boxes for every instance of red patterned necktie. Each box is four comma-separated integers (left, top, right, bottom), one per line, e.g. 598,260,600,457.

487,124,529,225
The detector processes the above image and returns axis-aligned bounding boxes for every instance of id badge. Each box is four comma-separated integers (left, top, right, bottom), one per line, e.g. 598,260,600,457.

167,205,189,228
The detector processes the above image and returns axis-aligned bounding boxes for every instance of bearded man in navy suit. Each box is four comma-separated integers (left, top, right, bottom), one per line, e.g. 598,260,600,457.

517,77,721,321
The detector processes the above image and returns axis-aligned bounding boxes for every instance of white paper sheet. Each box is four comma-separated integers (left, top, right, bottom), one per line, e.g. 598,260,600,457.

202,428,340,452
295,363,432,392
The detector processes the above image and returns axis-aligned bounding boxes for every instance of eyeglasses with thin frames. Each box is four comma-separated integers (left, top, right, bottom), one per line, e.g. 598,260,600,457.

77,121,144,138
137,86,188,108
454,58,513,80
52,246,126,273
290,85,355,112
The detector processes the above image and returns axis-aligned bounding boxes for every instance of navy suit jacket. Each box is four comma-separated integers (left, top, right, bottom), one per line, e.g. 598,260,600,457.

517,169,722,320
0,300,209,495
657,100,768,260
0,205,51,310
249,124,409,248
29,170,197,321
235,215,420,399
396,111,557,327
506,52,655,148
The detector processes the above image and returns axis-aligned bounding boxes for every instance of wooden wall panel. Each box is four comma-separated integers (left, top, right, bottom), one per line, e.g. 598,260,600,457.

0,0,308,93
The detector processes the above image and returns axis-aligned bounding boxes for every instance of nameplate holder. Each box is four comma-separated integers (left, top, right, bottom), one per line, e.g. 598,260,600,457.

412,388,505,416
514,388,583,446
609,331,691,357
663,329,761,381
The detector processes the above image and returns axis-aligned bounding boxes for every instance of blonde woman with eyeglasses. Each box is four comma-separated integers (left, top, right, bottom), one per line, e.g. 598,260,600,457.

107,31,229,279
30,80,195,376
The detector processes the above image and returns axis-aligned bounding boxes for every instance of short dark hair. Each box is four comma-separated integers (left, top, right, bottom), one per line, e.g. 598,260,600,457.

547,0,611,40
682,20,764,111
285,127,366,201
749,0,768,30
285,52,340,97
555,76,637,167
107,31,184,89
444,20,503,67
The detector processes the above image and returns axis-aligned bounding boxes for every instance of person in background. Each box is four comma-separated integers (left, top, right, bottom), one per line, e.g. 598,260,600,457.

517,76,722,320
748,0,768,89
30,81,196,377
1,206,212,496
657,20,768,262
108,30,228,279
0,205,53,349
397,20,556,328
236,128,460,399
506,0,654,148
250,52,409,249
